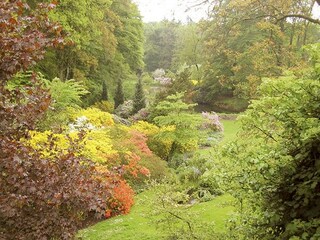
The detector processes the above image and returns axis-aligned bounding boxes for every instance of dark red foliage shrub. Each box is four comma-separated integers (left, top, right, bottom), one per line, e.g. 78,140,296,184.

0,0,64,81
0,78,112,239
0,134,110,239
0,1,111,239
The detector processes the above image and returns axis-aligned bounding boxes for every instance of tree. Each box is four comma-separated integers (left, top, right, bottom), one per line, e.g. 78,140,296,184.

172,23,204,71
111,0,144,73
219,44,320,239
132,78,146,114
0,0,64,81
196,0,320,101
102,80,109,101
152,92,203,162
144,20,180,71
26,0,144,106
114,79,125,108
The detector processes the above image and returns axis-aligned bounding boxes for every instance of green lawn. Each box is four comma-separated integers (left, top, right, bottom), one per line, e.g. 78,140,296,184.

221,119,241,143
77,190,234,240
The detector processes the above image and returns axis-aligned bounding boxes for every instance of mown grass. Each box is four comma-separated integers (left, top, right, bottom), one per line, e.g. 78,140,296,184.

220,119,241,143
77,119,241,240
77,190,235,240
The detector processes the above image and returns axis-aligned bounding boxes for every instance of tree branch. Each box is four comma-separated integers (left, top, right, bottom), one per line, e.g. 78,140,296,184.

276,14,320,25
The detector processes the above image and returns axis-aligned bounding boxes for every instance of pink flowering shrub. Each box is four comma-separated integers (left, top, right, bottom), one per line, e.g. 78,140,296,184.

201,112,224,132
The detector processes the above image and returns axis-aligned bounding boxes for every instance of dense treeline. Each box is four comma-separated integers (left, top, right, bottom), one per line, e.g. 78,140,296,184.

143,0,320,111
26,0,144,106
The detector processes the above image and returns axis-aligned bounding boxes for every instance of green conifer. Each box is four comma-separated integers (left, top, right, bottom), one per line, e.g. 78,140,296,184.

101,81,108,101
132,78,146,114
114,79,124,108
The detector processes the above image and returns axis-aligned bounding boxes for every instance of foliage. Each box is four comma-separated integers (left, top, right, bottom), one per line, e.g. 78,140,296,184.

39,77,89,130
172,23,204,71
0,0,65,81
131,120,160,136
114,79,125,108
1,130,111,239
0,47,109,240
49,78,88,107
144,20,179,71
152,68,166,78
105,180,135,218
110,0,144,72
195,0,320,102
201,112,224,132
28,0,144,106
115,100,134,118
151,92,203,161
130,108,150,122
109,125,169,190
93,100,115,113
72,107,114,128
219,70,320,239
132,78,146,114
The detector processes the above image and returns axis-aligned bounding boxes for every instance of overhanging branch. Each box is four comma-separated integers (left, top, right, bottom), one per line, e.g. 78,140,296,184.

277,14,320,25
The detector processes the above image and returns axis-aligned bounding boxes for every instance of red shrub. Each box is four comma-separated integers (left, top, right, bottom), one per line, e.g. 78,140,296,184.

105,179,135,218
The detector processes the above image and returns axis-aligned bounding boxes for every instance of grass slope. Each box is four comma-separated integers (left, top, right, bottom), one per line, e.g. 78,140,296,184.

77,191,234,240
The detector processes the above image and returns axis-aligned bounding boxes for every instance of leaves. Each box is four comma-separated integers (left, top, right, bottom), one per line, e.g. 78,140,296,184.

0,0,65,81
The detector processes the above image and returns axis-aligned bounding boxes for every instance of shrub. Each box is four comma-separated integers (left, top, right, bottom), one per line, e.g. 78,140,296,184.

131,121,159,136
105,180,135,218
1,134,111,239
71,107,114,127
93,100,114,113
130,108,150,122
201,111,224,132
220,72,320,239
115,100,134,118
0,80,111,239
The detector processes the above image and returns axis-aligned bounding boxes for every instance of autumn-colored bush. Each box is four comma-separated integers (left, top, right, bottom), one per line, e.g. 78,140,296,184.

109,125,169,188
105,179,135,218
1,133,111,239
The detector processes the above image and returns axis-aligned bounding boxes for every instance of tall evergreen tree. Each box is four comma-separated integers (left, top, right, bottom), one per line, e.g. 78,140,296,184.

114,79,124,108
101,81,108,101
132,78,146,114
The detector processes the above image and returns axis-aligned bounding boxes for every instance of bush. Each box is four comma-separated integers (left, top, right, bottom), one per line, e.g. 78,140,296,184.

71,107,114,127
201,111,224,132
221,72,320,239
93,100,114,113
130,108,150,122
115,100,134,118
0,80,111,239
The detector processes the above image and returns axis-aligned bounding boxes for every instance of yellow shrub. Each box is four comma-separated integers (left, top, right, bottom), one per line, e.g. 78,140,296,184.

72,107,114,127
26,131,72,157
26,130,116,164
82,130,117,164
131,121,159,136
